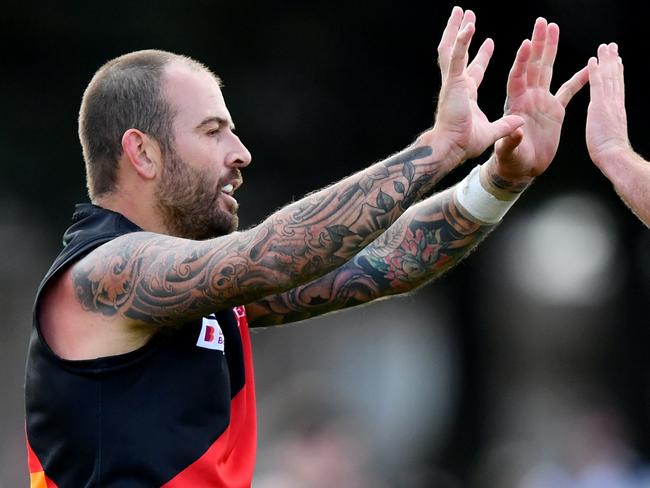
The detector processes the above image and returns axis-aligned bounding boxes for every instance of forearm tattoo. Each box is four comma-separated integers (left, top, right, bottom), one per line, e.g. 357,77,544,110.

487,172,529,194
247,189,495,327
483,159,530,195
73,144,453,326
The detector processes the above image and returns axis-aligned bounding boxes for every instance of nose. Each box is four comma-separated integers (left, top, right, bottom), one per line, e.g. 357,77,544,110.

225,132,252,169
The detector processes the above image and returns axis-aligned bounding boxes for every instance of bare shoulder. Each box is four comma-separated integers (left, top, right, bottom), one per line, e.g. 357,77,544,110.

39,232,202,359
38,263,153,361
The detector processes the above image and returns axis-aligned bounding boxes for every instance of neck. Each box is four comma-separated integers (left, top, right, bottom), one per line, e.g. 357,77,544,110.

95,190,169,235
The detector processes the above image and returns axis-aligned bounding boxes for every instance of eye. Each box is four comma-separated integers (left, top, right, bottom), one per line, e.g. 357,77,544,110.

207,128,221,137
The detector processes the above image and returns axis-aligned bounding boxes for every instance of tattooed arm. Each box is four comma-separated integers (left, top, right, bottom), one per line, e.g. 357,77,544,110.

68,6,527,329
244,16,591,327
67,143,482,328
69,145,439,328
245,186,496,327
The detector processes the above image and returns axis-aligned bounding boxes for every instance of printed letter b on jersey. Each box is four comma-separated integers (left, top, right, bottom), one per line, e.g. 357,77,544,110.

197,316,225,352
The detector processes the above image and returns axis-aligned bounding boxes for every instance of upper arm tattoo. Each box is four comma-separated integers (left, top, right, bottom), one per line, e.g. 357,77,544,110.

247,188,496,327
72,143,459,326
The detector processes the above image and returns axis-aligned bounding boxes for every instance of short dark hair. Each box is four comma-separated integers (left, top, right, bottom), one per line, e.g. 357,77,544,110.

78,49,218,199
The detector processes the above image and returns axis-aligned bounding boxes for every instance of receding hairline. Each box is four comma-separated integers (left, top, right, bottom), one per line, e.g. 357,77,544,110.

94,50,224,92
162,54,223,87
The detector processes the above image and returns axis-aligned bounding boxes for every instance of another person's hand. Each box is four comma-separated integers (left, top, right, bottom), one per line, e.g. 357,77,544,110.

425,6,524,163
586,42,632,169
486,17,589,191
584,43,650,228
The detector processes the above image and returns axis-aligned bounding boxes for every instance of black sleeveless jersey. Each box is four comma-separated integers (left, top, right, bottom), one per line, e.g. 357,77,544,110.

25,204,257,488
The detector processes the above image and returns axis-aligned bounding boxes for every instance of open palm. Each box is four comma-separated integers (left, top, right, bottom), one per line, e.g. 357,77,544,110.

586,43,630,168
432,7,524,163
493,18,588,182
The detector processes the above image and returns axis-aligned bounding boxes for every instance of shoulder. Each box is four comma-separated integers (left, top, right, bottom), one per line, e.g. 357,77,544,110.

38,233,169,360
38,264,154,360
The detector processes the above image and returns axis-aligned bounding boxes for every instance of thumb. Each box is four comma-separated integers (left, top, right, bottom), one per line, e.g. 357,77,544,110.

497,127,525,154
491,115,525,142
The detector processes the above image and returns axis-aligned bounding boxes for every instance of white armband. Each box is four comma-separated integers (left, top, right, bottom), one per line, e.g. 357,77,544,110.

454,165,521,224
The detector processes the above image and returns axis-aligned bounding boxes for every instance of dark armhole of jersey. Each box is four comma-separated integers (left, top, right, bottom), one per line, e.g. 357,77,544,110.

31,235,162,370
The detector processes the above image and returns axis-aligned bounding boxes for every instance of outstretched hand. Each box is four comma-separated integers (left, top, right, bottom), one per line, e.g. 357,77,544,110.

489,18,589,189
586,43,631,169
429,6,525,163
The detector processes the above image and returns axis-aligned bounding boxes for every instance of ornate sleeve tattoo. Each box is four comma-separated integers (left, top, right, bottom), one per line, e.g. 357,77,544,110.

72,143,460,326
246,187,496,327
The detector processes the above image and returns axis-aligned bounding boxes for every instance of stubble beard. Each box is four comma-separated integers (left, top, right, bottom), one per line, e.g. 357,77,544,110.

155,148,240,240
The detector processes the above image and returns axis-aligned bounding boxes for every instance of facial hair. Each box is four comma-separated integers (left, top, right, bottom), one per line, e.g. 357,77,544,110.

155,148,240,240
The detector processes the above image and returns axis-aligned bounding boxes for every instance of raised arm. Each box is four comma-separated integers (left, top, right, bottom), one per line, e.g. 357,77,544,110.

245,187,492,327
485,17,588,192
246,16,589,327
586,43,650,227
70,6,524,328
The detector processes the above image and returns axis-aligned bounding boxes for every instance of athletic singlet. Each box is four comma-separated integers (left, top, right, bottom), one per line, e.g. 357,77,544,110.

25,203,257,487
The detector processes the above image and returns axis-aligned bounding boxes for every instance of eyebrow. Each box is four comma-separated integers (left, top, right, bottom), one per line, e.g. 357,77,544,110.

195,116,235,131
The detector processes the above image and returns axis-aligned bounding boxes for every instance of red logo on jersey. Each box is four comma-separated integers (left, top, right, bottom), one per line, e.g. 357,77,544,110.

197,316,225,351
204,326,215,342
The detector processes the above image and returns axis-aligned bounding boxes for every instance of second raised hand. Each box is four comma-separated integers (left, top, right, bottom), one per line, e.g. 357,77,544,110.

424,6,524,164
487,17,589,190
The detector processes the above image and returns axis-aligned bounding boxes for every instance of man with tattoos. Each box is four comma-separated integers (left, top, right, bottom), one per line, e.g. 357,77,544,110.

586,42,650,227
25,7,587,487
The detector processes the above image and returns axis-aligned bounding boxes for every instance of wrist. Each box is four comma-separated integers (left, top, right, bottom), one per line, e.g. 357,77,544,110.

454,163,525,224
595,147,647,185
418,127,467,171
482,153,533,198
593,146,639,173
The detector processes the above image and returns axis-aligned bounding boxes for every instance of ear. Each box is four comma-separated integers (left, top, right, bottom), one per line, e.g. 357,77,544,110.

121,129,163,180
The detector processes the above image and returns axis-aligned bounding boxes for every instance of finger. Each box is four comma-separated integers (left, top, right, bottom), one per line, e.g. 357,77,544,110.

539,23,560,89
498,128,525,155
507,39,532,103
448,22,475,78
459,9,476,34
606,44,626,110
555,65,589,107
456,9,476,66
606,42,621,97
490,114,525,141
617,53,625,108
467,38,494,88
437,6,464,73
527,17,548,88
588,56,603,101
599,43,616,98
607,43,621,99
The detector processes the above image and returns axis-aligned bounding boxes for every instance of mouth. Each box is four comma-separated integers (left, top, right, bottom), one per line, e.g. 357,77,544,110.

221,178,242,194
219,179,243,208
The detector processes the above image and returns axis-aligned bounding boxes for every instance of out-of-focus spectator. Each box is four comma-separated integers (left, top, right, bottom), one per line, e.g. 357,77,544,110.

519,403,650,488
253,373,389,488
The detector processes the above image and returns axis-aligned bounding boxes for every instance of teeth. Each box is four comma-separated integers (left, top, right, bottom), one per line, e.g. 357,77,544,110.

222,184,234,194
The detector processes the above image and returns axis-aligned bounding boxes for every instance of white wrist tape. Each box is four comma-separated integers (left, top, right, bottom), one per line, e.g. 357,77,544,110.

454,165,521,224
